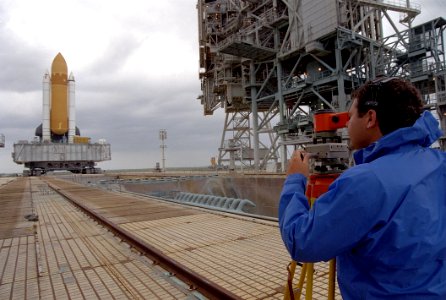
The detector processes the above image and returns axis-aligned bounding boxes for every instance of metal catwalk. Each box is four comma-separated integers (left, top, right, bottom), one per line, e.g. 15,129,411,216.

197,0,446,171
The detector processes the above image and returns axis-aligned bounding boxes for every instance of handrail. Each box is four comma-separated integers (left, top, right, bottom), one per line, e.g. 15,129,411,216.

358,0,421,13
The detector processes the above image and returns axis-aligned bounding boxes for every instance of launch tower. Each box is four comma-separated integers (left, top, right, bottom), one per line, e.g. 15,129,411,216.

12,53,111,176
197,0,446,171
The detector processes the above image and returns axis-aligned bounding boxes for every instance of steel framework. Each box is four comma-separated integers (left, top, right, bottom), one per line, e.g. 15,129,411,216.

197,0,446,171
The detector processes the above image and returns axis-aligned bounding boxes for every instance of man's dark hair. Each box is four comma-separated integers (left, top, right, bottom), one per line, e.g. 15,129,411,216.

352,77,424,135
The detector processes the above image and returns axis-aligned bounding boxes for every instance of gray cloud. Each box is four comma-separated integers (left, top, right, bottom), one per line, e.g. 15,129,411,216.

0,32,47,92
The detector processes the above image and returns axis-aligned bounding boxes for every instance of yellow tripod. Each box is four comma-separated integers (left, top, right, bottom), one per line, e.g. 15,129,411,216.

283,259,336,300
283,173,340,300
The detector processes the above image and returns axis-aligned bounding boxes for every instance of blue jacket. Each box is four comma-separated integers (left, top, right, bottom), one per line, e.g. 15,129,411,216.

279,111,446,299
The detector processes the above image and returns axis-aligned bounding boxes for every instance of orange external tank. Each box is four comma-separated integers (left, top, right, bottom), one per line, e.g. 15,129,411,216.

50,53,69,136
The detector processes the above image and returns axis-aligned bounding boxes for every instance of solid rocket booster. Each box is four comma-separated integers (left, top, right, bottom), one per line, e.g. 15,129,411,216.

68,72,76,143
42,53,76,142
42,71,51,142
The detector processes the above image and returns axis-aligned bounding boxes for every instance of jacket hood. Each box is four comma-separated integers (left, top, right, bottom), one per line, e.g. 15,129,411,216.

354,111,443,164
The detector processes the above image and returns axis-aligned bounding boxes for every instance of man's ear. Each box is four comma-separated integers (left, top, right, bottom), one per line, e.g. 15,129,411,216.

366,109,378,129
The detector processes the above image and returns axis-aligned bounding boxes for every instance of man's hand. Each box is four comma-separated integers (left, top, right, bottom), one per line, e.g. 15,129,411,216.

287,150,311,177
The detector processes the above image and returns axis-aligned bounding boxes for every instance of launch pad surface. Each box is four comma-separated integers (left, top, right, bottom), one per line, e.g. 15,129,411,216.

0,175,339,299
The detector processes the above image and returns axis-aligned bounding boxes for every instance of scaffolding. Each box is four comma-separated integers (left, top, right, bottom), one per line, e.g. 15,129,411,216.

197,0,446,171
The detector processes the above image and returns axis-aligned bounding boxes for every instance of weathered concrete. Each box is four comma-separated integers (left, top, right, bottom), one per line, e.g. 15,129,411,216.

121,175,286,218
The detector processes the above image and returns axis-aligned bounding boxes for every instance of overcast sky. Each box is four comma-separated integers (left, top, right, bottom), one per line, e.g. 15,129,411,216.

0,0,444,173
0,0,226,173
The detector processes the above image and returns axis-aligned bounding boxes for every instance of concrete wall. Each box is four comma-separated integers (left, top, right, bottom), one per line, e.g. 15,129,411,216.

122,176,285,218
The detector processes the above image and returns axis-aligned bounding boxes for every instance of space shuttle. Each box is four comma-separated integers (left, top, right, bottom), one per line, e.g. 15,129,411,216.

35,53,80,143
13,53,110,175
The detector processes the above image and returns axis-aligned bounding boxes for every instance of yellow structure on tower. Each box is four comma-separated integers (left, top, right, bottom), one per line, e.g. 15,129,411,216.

40,52,77,143
50,53,69,135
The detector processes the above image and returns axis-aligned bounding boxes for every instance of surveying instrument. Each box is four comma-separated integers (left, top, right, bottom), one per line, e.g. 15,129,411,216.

284,109,350,300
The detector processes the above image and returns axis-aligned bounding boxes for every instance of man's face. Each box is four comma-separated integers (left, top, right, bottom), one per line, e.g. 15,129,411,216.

347,98,372,150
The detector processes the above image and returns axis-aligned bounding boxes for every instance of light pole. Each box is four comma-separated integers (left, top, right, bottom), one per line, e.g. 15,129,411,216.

159,129,167,172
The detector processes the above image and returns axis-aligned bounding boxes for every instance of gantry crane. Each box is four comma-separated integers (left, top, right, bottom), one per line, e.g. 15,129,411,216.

197,0,446,172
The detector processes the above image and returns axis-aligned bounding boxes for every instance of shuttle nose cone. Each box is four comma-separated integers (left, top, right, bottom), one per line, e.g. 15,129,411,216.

51,53,68,77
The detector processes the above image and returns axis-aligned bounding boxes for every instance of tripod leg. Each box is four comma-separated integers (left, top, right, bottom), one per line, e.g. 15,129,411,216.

295,263,307,300
284,261,307,300
284,261,297,300
328,259,336,300
305,263,314,300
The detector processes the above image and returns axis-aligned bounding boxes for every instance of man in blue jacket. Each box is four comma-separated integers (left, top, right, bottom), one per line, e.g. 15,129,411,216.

279,77,446,299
